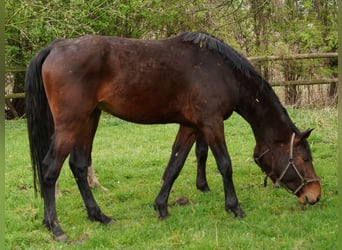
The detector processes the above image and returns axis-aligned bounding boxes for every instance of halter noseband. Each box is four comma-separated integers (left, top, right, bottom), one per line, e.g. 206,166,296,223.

254,133,320,195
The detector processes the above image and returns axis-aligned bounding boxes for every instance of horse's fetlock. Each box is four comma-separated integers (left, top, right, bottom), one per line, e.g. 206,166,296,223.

43,176,57,187
154,201,169,219
225,199,239,211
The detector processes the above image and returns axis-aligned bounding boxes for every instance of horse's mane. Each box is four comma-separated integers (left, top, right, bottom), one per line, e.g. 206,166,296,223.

181,32,266,85
181,31,299,134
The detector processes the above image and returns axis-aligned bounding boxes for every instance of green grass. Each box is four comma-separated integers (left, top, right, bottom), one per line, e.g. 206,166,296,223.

5,108,337,249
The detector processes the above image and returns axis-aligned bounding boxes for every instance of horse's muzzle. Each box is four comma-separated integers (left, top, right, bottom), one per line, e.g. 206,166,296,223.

297,181,321,205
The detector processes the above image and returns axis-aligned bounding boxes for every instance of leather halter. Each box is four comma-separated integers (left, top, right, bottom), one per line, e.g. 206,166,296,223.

254,133,320,195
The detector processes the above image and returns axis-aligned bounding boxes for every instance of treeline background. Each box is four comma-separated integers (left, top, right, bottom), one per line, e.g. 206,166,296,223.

5,0,338,118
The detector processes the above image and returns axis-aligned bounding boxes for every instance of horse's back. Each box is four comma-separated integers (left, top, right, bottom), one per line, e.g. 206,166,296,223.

41,35,238,125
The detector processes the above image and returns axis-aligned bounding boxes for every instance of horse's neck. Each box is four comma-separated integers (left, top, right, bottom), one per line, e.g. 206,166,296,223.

235,84,295,146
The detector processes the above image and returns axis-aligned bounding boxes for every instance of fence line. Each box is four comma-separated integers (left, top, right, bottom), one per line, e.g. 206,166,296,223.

271,78,338,87
5,78,339,100
249,52,338,62
5,93,26,99
4,53,338,100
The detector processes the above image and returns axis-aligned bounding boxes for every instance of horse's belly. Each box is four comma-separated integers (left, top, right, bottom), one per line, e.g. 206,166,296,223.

97,97,183,124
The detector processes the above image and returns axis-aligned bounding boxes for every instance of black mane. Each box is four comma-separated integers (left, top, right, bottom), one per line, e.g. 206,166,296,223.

181,31,299,135
181,32,263,81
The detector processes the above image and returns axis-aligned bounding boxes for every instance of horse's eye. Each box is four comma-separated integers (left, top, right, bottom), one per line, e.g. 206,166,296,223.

303,158,310,162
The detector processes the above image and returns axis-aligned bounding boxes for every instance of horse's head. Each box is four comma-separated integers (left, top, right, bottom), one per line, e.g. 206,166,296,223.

254,129,321,205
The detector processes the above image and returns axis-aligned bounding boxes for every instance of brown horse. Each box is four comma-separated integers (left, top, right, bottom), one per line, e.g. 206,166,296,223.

25,32,321,241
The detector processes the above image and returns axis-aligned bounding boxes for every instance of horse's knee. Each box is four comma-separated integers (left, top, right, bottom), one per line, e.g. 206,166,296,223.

217,158,232,176
42,163,60,187
43,174,58,187
69,151,90,176
196,151,208,165
69,160,88,179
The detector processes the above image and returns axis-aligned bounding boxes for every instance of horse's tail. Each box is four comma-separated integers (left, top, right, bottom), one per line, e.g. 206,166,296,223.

25,46,54,197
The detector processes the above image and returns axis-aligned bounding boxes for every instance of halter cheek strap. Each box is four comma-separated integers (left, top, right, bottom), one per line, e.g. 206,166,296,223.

277,133,296,182
254,148,272,187
254,133,320,195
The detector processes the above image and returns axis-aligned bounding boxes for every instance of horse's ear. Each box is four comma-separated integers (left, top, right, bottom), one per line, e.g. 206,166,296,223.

300,128,314,141
294,129,313,145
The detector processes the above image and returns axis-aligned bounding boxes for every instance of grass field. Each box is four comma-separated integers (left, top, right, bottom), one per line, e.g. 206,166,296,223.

5,108,337,249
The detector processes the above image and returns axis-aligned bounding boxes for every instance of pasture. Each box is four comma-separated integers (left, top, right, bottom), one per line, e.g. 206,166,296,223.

5,108,337,249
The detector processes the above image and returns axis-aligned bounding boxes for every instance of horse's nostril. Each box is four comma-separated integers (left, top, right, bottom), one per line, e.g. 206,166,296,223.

306,194,321,205
304,195,309,204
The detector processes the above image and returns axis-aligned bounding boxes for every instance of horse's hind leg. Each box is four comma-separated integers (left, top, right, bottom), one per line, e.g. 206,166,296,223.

161,134,210,192
87,163,108,191
68,108,112,224
155,125,196,219
84,109,106,191
55,157,107,197
42,132,78,241
195,135,210,192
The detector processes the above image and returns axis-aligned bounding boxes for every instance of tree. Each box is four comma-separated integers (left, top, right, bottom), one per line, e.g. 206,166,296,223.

5,0,338,118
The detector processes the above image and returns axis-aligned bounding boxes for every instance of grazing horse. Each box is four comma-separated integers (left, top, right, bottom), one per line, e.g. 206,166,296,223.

25,32,321,241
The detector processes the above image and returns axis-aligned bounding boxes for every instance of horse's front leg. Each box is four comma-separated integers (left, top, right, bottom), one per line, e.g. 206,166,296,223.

69,108,112,225
154,125,196,219
69,149,112,224
201,120,245,218
55,163,107,197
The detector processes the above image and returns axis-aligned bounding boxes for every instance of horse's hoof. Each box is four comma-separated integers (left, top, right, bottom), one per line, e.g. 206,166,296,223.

197,185,211,192
98,185,108,192
232,207,246,218
53,232,68,242
88,210,112,224
104,218,115,225
90,183,108,192
154,203,169,219
226,203,246,218
43,220,67,242
158,213,169,220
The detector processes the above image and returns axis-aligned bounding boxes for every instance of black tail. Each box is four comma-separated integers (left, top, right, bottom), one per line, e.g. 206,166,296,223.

25,46,54,197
